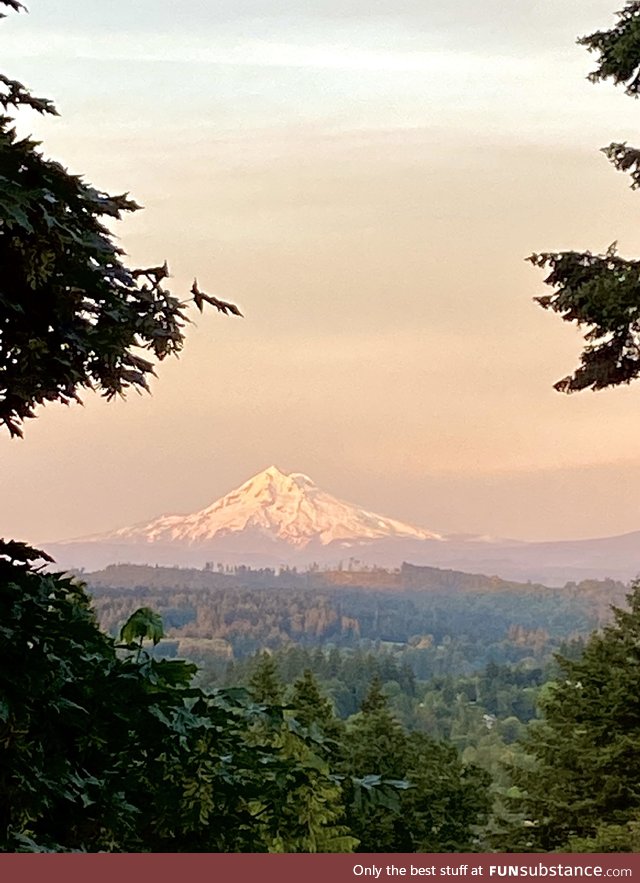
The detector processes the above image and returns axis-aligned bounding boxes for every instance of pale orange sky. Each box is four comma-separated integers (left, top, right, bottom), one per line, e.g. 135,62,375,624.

2,0,640,544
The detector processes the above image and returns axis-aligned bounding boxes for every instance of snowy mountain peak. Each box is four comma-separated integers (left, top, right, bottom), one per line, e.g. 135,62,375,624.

233,465,316,499
86,467,442,549
248,464,290,485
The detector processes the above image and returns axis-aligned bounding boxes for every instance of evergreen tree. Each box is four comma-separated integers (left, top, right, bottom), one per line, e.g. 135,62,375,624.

343,678,490,852
402,732,491,853
249,653,285,705
531,2,640,393
360,674,392,716
245,663,354,852
343,678,409,851
290,669,340,734
509,582,640,851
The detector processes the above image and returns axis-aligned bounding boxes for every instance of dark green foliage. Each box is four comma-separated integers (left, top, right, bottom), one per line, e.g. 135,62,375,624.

602,142,640,190
402,732,492,853
531,245,640,392
532,2,640,393
0,543,538,853
0,1,492,854
0,1,239,437
249,653,285,705
360,675,389,716
341,680,490,853
0,542,356,852
0,541,125,850
509,582,640,851
290,669,341,736
563,816,640,852
119,606,164,646
579,2,640,95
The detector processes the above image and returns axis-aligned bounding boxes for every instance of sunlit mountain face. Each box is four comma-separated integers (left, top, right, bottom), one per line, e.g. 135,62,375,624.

65,466,442,549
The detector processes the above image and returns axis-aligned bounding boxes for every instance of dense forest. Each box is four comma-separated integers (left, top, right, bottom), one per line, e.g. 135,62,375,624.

1,545,491,853
84,561,633,849
3,545,640,853
88,562,624,671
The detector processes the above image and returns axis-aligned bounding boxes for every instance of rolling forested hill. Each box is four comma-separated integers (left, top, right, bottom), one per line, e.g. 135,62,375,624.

86,561,626,673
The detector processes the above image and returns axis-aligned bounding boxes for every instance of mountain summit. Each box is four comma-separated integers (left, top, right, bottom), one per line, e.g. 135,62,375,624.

90,465,442,549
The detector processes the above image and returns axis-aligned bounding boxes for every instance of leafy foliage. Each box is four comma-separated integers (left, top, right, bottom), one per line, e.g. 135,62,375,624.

0,1,240,437
532,1,640,392
119,606,164,647
0,541,496,853
0,3,492,853
0,542,358,852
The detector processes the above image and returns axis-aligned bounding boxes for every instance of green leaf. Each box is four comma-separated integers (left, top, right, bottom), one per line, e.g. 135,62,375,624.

119,607,164,646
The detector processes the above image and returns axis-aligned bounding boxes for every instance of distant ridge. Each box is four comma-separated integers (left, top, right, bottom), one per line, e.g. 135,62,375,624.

81,561,590,594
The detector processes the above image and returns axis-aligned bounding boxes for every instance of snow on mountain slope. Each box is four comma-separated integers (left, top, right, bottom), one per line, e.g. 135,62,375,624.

78,466,443,548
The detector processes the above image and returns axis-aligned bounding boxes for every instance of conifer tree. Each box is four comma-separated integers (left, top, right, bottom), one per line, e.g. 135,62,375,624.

290,669,334,728
343,678,409,850
360,675,392,717
531,2,640,393
343,677,490,852
245,660,355,852
248,653,285,705
509,582,640,851
402,732,490,853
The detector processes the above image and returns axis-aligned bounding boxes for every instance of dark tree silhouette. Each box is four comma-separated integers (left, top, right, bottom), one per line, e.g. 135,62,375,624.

532,2,640,393
0,1,240,437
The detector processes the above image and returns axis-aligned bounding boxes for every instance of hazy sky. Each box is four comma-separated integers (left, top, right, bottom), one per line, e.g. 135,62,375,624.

2,0,640,544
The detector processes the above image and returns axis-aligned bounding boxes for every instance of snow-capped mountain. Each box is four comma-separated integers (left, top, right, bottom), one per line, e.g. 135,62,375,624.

76,465,442,549
44,466,640,583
